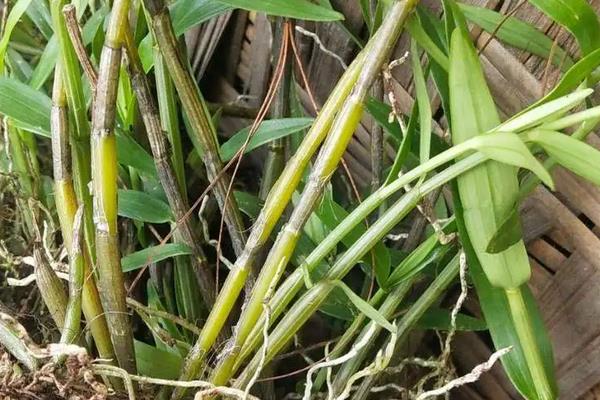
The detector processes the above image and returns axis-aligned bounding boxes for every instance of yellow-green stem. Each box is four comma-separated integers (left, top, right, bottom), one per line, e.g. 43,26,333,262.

210,0,419,386
506,288,554,400
91,0,136,373
51,64,115,362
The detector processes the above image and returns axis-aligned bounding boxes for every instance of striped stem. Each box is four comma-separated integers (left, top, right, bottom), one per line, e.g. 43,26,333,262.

173,44,366,398
123,28,216,308
259,19,291,201
91,0,136,373
57,207,85,355
352,255,461,399
232,156,479,387
143,0,247,257
50,0,95,263
51,63,115,362
210,0,420,386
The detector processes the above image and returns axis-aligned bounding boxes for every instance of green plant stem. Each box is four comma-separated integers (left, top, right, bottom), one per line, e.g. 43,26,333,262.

352,254,460,400
6,125,34,235
259,19,290,201
58,207,84,353
210,0,420,386
232,156,479,387
50,0,95,262
143,0,247,257
91,0,136,373
51,63,115,363
173,39,367,399
123,29,216,308
370,77,384,193
148,29,208,323
232,143,482,373
506,288,554,400
317,282,411,392
153,48,186,195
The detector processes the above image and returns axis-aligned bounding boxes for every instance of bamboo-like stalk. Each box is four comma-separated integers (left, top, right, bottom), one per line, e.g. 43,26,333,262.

50,0,95,262
151,44,207,322
143,0,247,257
370,77,384,193
233,145,482,371
5,125,35,235
91,0,136,373
62,4,97,92
210,0,419,385
51,65,115,363
232,156,480,387
331,279,418,393
351,255,460,400
51,63,115,363
173,50,365,397
259,19,291,201
58,206,84,352
153,48,186,196
123,28,216,308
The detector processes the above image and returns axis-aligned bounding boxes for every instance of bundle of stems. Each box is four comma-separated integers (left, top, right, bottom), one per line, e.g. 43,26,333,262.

90,0,136,373
51,62,115,362
173,2,419,392
143,0,248,259
50,0,95,261
123,27,216,309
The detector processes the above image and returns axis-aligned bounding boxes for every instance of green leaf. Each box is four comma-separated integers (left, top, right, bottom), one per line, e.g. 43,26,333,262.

315,190,391,287
134,340,183,379
386,222,455,288
139,0,232,70
500,89,593,132
527,0,600,56
0,76,51,137
486,207,523,254
171,0,232,36
218,0,344,21
122,243,193,272
448,6,531,290
407,15,449,71
234,190,263,218
115,132,158,178
540,105,600,131
469,132,554,190
528,129,600,187
220,118,313,161
417,307,487,331
0,0,33,73
459,4,572,70
118,189,173,223
29,36,58,90
7,48,33,82
411,39,432,164
25,0,53,39
331,280,395,333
